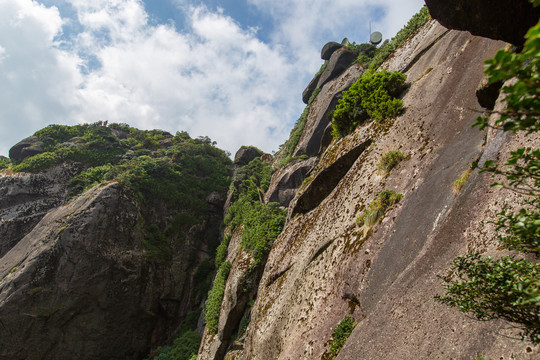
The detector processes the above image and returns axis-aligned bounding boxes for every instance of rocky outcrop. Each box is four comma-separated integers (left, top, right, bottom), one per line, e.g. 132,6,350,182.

0,163,81,257
321,41,343,60
316,48,357,89
302,73,321,104
216,22,538,360
234,146,263,167
264,157,318,207
293,65,364,157
9,136,44,162
425,0,540,46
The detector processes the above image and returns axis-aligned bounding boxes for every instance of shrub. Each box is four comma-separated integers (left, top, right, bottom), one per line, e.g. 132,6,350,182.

436,254,540,343
357,190,403,237
323,317,356,359
0,156,10,170
215,234,231,269
332,71,406,138
377,151,406,175
452,168,473,194
205,261,232,334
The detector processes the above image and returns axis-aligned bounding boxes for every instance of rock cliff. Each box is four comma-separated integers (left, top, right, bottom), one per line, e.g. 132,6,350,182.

197,14,538,360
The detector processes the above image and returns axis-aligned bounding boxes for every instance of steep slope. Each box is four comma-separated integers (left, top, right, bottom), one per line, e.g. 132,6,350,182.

198,17,538,360
0,125,231,359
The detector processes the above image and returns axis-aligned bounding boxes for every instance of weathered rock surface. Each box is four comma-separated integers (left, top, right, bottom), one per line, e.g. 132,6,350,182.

0,163,81,257
302,73,321,104
321,41,343,60
293,65,364,157
226,26,537,360
264,157,318,207
316,48,357,89
425,0,540,46
9,136,44,162
234,146,263,167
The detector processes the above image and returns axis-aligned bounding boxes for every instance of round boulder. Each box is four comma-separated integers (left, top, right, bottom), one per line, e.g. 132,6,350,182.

234,146,263,166
9,136,44,162
321,41,343,60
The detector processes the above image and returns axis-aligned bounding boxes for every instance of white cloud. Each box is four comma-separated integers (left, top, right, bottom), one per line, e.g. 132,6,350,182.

0,0,425,157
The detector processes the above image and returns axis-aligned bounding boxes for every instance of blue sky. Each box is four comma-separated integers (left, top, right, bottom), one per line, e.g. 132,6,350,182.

0,0,425,157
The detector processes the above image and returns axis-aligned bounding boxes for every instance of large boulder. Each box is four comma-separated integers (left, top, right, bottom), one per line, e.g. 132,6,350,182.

316,48,358,89
234,146,263,167
425,0,539,46
321,41,343,60
9,136,44,162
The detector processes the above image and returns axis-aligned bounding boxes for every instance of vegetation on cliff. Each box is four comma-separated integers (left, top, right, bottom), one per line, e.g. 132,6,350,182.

322,317,356,359
437,13,540,344
331,70,407,138
357,190,403,237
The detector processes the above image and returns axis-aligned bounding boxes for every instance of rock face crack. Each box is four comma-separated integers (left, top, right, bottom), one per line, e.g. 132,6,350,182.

292,139,372,215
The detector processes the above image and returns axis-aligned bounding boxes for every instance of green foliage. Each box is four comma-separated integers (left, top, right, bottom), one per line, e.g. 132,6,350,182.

368,6,431,71
323,317,356,359
0,156,11,170
332,70,406,138
436,254,540,343
205,261,232,334
12,123,232,263
438,11,540,345
377,150,406,175
452,168,473,194
357,190,403,237
281,87,322,158
148,310,202,360
225,157,287,266
473,19,540,133
215,234,231,269
275,154,309,170
239,202,286,265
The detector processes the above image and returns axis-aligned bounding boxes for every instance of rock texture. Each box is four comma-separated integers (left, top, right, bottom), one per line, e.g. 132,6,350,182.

0,164,81,257
9,136,44,162
316,48,357,89
425,0,540,46
234,146,263,167
202,20,539,360
321,41,343,60
265,157,318,207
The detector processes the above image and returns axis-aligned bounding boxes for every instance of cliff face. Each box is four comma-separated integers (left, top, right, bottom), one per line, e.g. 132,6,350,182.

198,19,538,360
0,128,231,359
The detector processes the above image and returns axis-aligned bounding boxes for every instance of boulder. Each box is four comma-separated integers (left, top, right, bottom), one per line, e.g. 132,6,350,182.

234,146,263,166
265,157,318,207
425,0,539,46
321,41,343,60
316,48,357,89
9,136,43,162
302,73,322,104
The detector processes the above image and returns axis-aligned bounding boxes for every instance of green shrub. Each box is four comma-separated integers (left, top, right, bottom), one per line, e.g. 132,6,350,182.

357,190,403,237
215,234,231,269
205,261,232,334
377,151,406,175
323,317,356,359
332,70,406,138
0,156,11,170
436,254,540,343
275,154,309,170
452,168,473,194
12,151,60,172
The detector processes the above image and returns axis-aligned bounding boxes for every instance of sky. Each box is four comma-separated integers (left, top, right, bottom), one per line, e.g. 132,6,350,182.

0,0,425,157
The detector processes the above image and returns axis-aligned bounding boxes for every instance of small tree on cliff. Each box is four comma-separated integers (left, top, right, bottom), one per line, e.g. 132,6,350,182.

436,14,540,344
